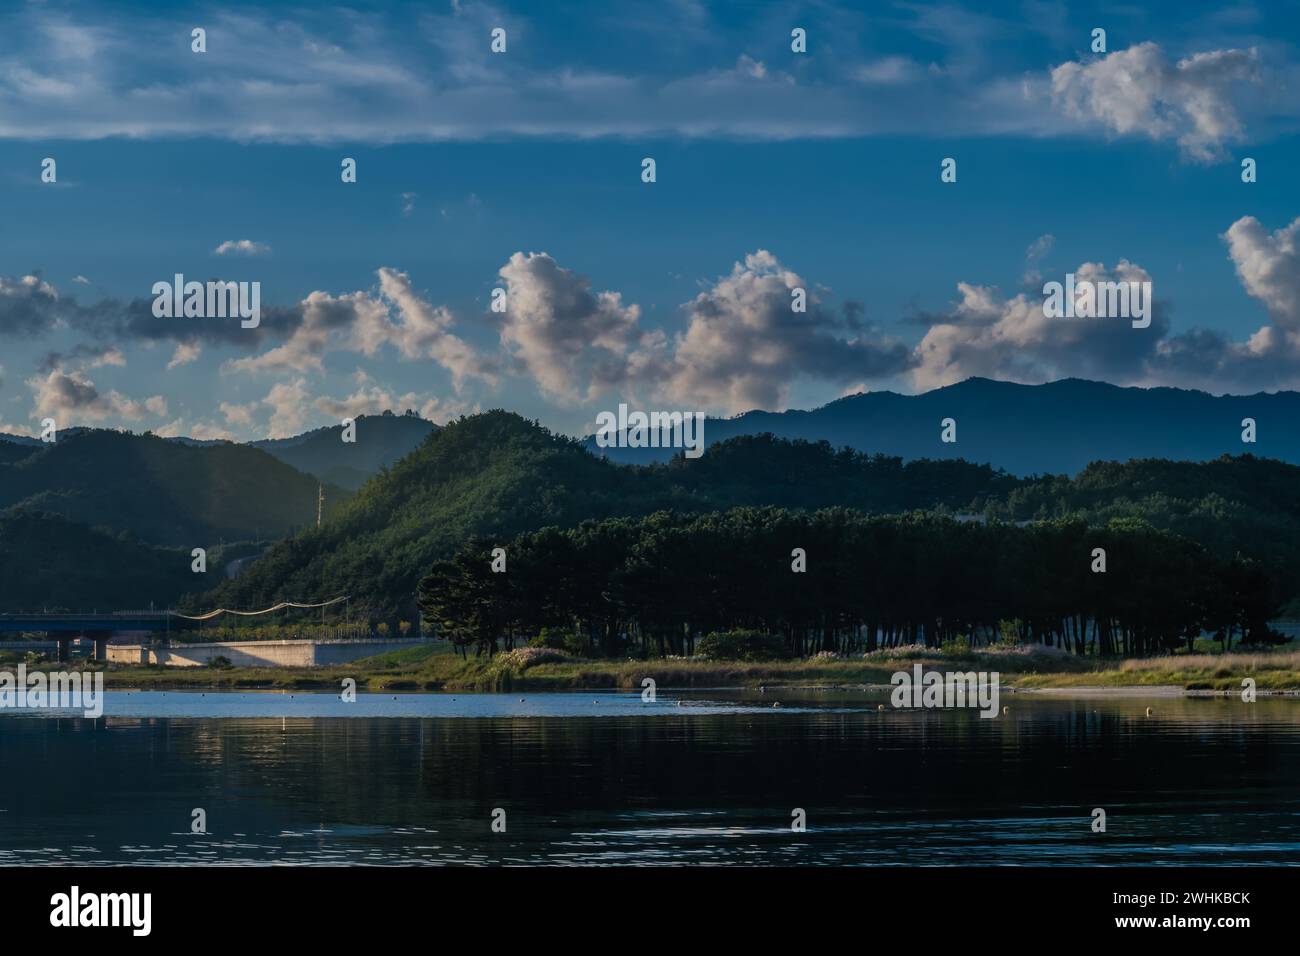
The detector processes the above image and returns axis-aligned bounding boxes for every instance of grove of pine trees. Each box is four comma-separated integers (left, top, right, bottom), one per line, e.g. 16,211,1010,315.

418,507,1283,660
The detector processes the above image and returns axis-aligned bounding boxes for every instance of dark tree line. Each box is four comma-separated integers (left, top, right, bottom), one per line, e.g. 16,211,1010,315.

417,508,1283,660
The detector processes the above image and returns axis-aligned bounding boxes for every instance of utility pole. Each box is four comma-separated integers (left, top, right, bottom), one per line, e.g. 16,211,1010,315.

316,482,325,529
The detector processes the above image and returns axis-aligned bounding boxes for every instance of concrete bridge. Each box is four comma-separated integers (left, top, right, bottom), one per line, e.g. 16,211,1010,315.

0,612,186,661
0,599,349,662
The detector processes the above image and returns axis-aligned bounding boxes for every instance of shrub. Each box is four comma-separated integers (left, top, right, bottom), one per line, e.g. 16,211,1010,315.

207,655,233,669
940,635,971,657
696,629,790,662
529,627,571,650
529,627,591,656
495,647,571,670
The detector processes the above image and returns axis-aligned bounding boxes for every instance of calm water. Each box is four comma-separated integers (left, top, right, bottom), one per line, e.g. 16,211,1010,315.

1,689,1298,865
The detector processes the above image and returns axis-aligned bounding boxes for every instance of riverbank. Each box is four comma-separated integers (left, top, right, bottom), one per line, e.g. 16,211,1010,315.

17,641,1300,693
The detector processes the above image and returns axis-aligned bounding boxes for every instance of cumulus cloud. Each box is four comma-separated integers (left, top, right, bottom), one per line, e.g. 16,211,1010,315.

912,260,1170,390
262,379,310,439
218,400,258,427
1223,215,1300,331
492,249,913,414
167,342,201,369
26,368,165,424
912,229,1300,394
226,267,495,388
1050,42,1260,161
220,373,474,440
226,291,384,375
637,250,913,413
313,371,477,424
1142,215,1300,389
214,239,271,256
496,252,646,403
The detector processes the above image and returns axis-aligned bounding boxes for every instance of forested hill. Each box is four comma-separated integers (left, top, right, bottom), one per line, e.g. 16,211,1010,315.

200,410,1300,621
253,412,437,490
0,429,346,546
990,455,1300,602
0,511,195,612
200,411,1022,617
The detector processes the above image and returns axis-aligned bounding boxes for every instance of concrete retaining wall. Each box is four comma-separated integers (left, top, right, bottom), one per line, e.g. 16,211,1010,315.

106,638,427,668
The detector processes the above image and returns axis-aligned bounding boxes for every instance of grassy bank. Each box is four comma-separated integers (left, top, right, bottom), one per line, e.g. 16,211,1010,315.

10,639,1299,693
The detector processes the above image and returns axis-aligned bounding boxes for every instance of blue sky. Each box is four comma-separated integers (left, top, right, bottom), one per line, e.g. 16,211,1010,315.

0,0,1298,440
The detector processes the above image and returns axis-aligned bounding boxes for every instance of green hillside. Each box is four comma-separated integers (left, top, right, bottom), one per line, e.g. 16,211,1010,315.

0,429,347,547
0,510,198,612
991,455,1300,600
198,412,1037,619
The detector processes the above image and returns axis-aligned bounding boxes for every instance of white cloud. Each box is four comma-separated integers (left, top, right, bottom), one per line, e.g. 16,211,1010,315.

26,368,166,424
636,250,912,413
1050,42,1260,161
262,378,310,439
912,261,1165,391
1223,215,1300,330
214,239,271,256
313,373,477,424
226,268,494,389
218,400,258,427
910,233,1300,394
0,7,1287,150
496,251,645,403
167,342,201,369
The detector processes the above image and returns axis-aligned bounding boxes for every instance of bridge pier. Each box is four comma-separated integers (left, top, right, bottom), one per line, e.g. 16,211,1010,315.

52,632,70,662
90,631,111,662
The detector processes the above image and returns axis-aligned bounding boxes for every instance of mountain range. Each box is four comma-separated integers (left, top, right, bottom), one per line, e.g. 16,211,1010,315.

3,377,1300,615
583,378,1300,475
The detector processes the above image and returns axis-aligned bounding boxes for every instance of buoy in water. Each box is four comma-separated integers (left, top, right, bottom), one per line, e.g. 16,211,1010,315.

773,702,781,708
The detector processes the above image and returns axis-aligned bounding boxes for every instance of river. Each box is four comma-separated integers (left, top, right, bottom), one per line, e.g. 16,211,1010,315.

1,689,1297,865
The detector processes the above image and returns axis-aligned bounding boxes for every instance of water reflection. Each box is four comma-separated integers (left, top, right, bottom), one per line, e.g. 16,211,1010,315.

0,692,1297,865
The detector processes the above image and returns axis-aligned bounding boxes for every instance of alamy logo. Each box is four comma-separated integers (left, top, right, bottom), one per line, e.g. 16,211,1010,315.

151,274,261,329
890,664,1000,719
50,886,151,936
0,665,103,718
595,403,706,459
1042,273,1151,328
